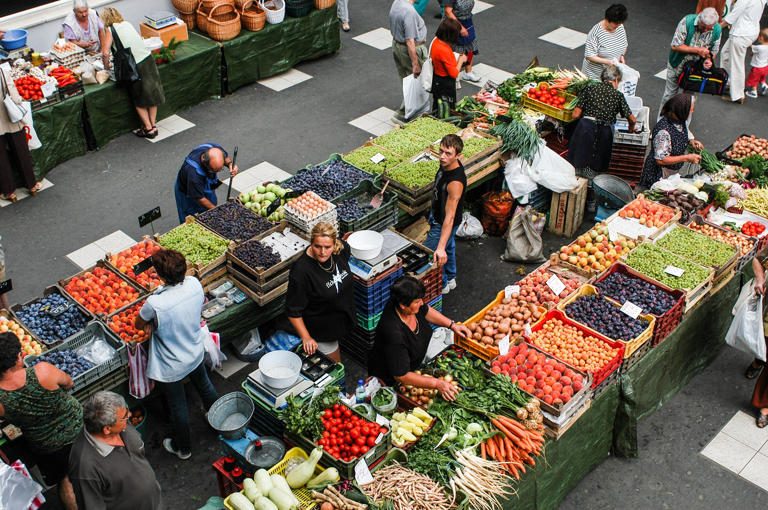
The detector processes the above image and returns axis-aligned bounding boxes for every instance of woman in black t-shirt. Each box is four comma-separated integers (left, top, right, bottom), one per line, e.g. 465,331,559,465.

368,276,471,401
283,222,354,362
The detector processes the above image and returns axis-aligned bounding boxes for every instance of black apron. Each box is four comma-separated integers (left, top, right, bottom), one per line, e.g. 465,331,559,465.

567,118,614,173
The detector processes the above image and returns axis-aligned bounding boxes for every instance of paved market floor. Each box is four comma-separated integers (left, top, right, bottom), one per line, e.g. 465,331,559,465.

2,0,768,508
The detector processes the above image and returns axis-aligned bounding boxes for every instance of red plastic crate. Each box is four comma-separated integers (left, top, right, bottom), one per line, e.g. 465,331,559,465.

593,263,686,347
212,457,247,498
415,264,443,303
525,309,624,389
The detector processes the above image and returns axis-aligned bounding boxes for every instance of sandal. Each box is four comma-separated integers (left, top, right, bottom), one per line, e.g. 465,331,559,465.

28,182,43,195
133,127,150,138
746,362,764,379
341,22,350,32
0,193,17,202
145,127,159,139
757,411,768,429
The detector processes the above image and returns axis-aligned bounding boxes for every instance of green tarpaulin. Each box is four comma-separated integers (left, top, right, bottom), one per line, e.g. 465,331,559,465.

27,94,88,180
83,32,221,148
217,8,341,92
206,295,285,345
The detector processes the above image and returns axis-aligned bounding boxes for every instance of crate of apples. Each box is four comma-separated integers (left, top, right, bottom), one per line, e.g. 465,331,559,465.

517,262,586,308
109,301,149,344
0,315,44,356
617,197,677,229
109,239,163,290
63,266,142,316
558,223,637,274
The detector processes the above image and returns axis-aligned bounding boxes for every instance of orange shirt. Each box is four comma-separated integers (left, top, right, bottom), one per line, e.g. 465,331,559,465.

431,38,459,79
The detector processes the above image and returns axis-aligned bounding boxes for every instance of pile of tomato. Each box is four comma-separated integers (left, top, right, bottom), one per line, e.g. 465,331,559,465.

14,76,45,101
317,404,388,462
527,83,567,110
741,221,766,237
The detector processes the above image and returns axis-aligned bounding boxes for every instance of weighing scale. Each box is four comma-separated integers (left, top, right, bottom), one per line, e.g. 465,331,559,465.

219,428,286,470
246,369,338,409
349,229,410,280
144,12,178,29
0,46,31,61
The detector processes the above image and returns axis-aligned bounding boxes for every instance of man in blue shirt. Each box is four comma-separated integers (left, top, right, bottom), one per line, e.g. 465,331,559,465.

173,143,239,223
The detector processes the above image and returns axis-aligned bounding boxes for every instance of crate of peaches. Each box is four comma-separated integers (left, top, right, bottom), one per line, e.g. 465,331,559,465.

0,311,44,356
517,261,588,309
60,263,145,317
108,300,150,344
107,239,164,291
556,222,639,276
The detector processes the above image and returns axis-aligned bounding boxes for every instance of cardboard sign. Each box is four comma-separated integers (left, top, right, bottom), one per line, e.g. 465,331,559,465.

505,285,520,299
498,335,510,356
546,274,566,296
370,153,386,164
354,458,374,485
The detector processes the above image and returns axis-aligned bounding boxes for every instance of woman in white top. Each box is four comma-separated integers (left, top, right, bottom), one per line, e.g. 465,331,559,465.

720,0,767,103
62,0,110,67
101,7,166,139
581,4,629,80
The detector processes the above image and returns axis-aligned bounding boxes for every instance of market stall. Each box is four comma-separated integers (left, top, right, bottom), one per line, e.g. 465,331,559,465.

28,93,87,179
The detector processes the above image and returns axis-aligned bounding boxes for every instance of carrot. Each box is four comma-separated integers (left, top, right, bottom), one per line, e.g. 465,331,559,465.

508,462,520,480
491,418,521,441
504,436,517,457
496,435,506,459
481,441,486,460
486,438,496,459
498,415,528,434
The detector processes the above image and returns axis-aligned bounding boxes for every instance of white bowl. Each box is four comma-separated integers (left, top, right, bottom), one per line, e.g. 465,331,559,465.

347,230,384,260
258,350,302,389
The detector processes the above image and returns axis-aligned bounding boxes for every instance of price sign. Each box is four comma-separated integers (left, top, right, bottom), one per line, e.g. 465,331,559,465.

524,323,533,337
354,458,374,485
138,206,162,228
374,432,384,445
620,301,643,319
504,285,520,299
0,279,12,295
133,256,154,275
375,414,390,428
546,274,566,296
498,335,510,356
42,81,57,98
664,265,685,277
42,303,70,317
370,153,386,164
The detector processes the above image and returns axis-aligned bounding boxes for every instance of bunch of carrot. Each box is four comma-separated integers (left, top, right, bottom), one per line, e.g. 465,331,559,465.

480,415,544,480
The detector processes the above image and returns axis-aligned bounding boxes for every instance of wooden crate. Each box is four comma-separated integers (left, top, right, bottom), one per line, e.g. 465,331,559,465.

548,177,588,237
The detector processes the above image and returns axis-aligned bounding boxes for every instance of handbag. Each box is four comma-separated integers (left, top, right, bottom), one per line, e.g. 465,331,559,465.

420,38,436,93
110,26,141,85
1,71,27,123
127,342,153,399
678,58,728,96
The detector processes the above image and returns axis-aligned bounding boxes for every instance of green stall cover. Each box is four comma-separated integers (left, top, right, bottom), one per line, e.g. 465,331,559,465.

205,295,286,346
28,94,88,181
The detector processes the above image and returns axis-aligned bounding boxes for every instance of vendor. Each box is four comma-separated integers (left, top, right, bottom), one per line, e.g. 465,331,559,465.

367,276,471,401
639,93,703,189
567,64,636,211
281,222,354,362
174,143,238,223
63,0,110,64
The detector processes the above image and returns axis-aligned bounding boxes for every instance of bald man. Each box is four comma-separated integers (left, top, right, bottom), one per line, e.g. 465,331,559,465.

174,143,238,222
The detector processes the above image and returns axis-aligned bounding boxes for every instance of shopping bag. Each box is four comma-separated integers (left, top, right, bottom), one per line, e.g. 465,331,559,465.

20,101,41,150
526,143,579,193
500,206,546,263
202,324,227,369
0,461,45,510
403,74,431,120
455,211,483,239
481,191,515,237
127,342,153,399
420,39,436,92
725,279,766,362
616,63,640,96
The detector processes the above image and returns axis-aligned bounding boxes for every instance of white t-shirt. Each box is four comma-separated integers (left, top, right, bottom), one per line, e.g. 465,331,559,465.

751,44,768,68
581,22,628,80
111,21,151,64
724,0,766,39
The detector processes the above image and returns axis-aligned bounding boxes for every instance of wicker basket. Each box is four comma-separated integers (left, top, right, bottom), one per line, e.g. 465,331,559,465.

240,0,266,31
197,0,234,32
172,0,200,13
206,3,241,41
178,11,195,29
314,0,335,8
234,0,250,8
260,0,286,24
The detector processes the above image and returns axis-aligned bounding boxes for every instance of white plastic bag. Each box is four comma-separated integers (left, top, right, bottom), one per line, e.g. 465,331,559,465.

455,211,483,238
504,156,538,199
403,74,431,120
526,143,579,193
201,324,227,369
20,101,41,150
617,63,640,96
725,279,767,362
0,461,45,510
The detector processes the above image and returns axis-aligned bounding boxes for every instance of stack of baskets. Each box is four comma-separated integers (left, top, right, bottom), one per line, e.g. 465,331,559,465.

197,0,242,40
260,0,286,24
238,0,266,31
314,0,336,9
285,0,313,17
172,0,200,29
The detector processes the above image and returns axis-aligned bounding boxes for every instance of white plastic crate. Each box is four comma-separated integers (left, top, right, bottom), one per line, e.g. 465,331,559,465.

614,106,650,146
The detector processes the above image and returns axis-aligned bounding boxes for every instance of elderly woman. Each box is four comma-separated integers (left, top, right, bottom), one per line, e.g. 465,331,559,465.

101,7,166,139
443,0,480,82
582,4,629,80
430,17,467,114
639,93,703,188
0,332,81,510
748,258,768,428
659,8,721,115
63,0,110,64
368,276,471,400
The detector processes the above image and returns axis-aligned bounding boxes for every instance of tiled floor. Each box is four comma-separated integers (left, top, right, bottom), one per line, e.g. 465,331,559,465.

353,28,393,51
655,69,668,80
701,410,768,492
461,63,515,87
539,27,589,50
148,114,196,144
257,69,313,91
472,0,494,14
0,178,53,207
230,162,292,194
349,107,397,136
66,230,136,269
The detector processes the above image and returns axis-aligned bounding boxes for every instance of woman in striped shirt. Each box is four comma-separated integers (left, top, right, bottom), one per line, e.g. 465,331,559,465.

581,4,629,80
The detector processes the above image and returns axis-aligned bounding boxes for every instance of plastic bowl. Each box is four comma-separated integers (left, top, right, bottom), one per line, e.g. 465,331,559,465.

258,350,302,389
1,29,28,51
347,230,384,260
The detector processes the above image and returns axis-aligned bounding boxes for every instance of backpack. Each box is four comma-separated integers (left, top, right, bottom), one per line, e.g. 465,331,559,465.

678,58,729,95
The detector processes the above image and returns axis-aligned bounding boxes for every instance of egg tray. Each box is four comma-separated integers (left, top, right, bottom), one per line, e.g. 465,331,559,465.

11,286,93,346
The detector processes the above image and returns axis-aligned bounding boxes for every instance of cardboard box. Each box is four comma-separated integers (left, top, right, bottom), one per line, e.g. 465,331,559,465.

140,21,188,47
548,177,588,237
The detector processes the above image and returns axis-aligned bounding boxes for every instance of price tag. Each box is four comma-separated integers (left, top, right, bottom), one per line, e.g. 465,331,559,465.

354,458,374,485
370,153,386,164
504,285,520,299
498,335,510,356
133,256,154,275
138,206,162,228
42,303,70,317
375,414,390,427
620,301,642,319
524,323,533,337
42,81,57,98
0,279,12,295
546,274,566,296
664,265,685,277
375,432,384,445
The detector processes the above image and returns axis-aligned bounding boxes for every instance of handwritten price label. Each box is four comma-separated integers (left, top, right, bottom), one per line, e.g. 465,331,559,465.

620,301,642,319
664,265,685,277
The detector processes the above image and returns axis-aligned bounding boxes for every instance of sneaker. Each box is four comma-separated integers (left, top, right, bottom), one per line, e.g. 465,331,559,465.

460,71,480,83
341,22,350,32
442,284,451,295
447,279,457,291
759,83,768,96
163,438,191,460
746,89,758,98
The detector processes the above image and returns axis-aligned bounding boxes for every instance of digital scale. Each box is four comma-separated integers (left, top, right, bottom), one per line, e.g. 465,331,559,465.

246,369,337,409
349,229,411,280
0,46,31,61
144,12,179,29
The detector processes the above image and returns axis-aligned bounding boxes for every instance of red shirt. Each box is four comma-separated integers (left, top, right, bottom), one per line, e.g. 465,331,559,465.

431,38,459,79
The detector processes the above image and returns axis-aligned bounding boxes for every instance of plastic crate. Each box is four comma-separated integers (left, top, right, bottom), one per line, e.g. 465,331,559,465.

526,309,624,389
520,88,577,122
24,322,127,394
71,365,127,402
353,259,404,288
58,79,84,99
594,263,686,347
355,310,383,331
613,106,650,146
557,284,655,359
686,215,758,274
30,91,60,112
620,337,653,373
353,267,404,316
11,286,92,346
332,180,399,235
212,457,244,498
344,327,376,366
397,245,431,274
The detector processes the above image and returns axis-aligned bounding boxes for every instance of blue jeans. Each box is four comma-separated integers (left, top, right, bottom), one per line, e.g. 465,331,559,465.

158,361,219,454
424,215,458,287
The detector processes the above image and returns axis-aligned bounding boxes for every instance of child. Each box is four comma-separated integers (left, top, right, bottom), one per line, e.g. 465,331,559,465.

745,29,768,99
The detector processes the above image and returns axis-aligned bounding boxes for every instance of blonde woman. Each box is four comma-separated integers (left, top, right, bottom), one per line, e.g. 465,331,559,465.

101,7,166,139
281,222,354,362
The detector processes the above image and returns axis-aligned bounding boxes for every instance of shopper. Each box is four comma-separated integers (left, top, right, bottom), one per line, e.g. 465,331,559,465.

745,28,768,98
659,8,722,115
443,0,480,82
136,249,219,460
63,0,110,65
639,94,703,188
280,222,354,362
389,0,428,123
368,276,471,398
0,332,81,510
101,8,166,139
0,65,42,202
424,134,466,295
174,142,238,223
337,0,350,32
69,391,162,509
719,0,766,104
430,17,467,114
749,258,768,428
581,4,629,80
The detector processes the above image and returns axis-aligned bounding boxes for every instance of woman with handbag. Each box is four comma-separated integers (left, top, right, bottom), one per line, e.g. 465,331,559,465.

101,8,166,139
0,65,41,202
